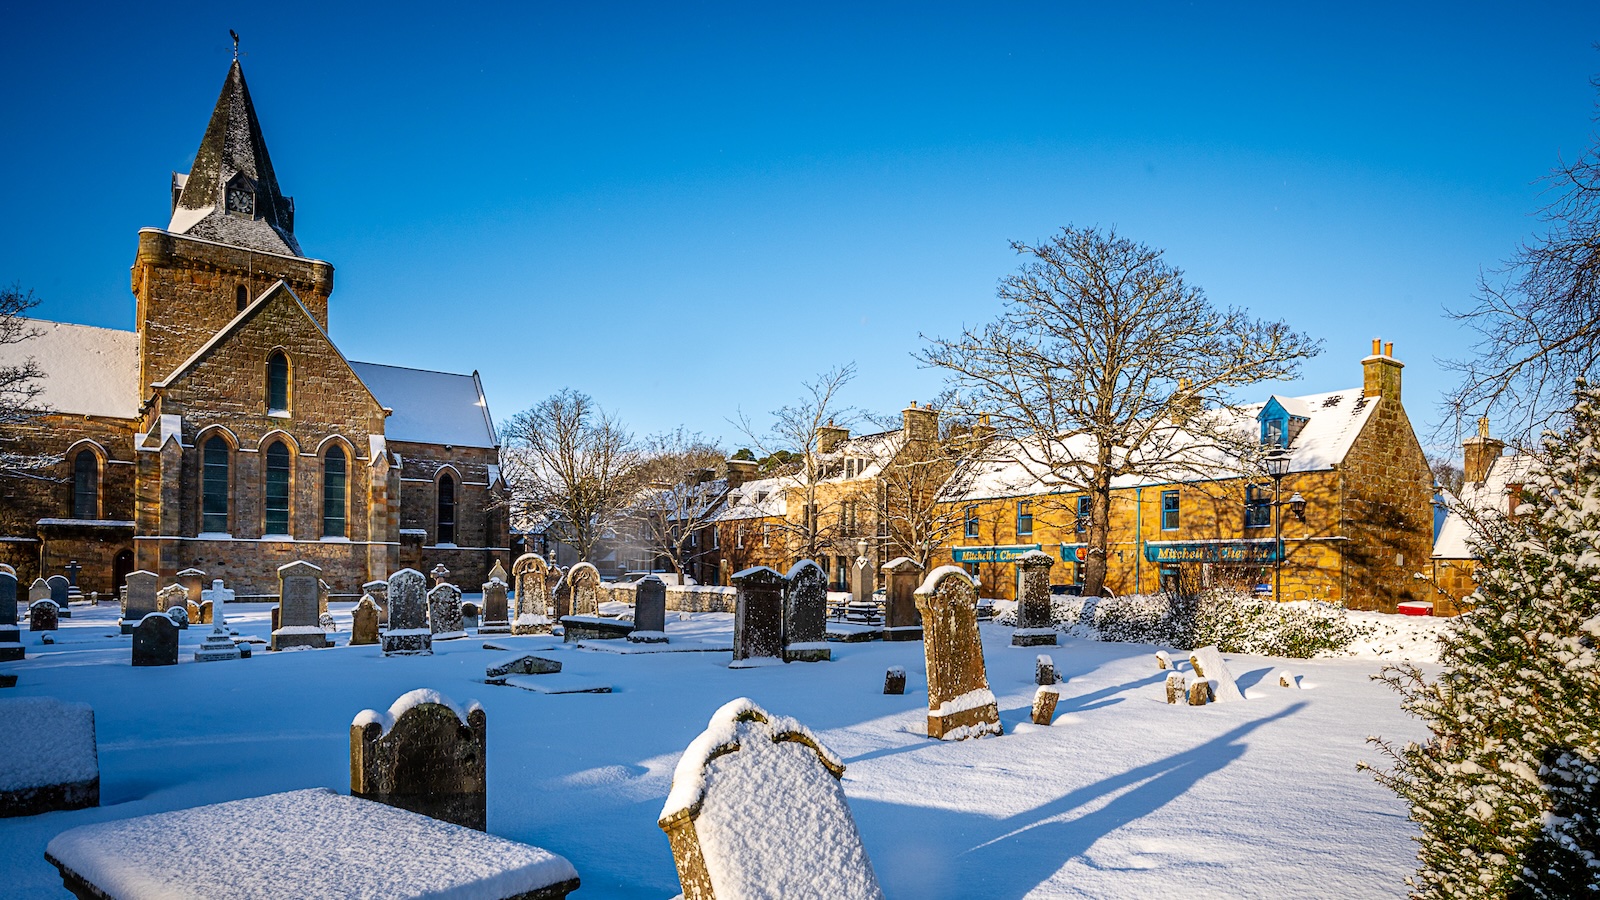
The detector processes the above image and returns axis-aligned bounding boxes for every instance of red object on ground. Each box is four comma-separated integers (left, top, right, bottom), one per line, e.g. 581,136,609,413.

1397,601,1434,616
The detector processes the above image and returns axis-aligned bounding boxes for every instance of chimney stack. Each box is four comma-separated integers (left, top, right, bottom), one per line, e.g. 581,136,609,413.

902,401,938,445
1362,337,1404,401
817,420,850,454
725,457,758,489
1461,416,1505,484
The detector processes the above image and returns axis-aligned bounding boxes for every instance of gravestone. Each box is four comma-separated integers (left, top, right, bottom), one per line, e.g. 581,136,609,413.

194,604,242,663
479,577,510,634
430,564,451,587
1188,681,1212,706
880,557,925,641
783,560,830,662
63,560,84,604
1031,686,1059,725
1011,550,1058,647
1279,671,1301,689
512,554,553,635
629,575,668,644
460,601,480,630
658,698,885,900
29,600,59,632
350,597,381,646
485,654,562,682
730,567,785,668
1165,671,1187,704
29,578,49,606
913,567,1002,740
0,571,22,662
177,568,206,607
381,569,432,656
853,549,873,605
0,696,98,816
271,561,330,651
132,613,179,666
201,579,234,612
47,575,71,617
186,599,200,624
488,559,508,585
429,583,466,640
157,585,187,628
361,580,389,624
1035,654,1056,686
166,605,189,629
351,689,487,830
1155,650,1172,670
567,562,601,619
318,580,331,615
120,571,158,635
1189,645,1245,703
552,573,572,620
883,666,906,695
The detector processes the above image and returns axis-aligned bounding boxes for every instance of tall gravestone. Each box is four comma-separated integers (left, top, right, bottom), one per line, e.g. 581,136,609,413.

511,554,552,635
881,557,925,641
0,571,22,662
177,568,206,607
552,573,572,620
567,562,602,619
629,575,668,644
1011,550,1059,647
349,597,381,646
29,600,59,632
132,613,179,666
29,578,49,606
429,583,466,640
381,569,432,656
479,578,510,634
783,561,831,662
121,571,158,635
351,689,487,830
914,567,1002,741
47,575,71,617
271,561,330,651
361,580,389,624
730,567,785,668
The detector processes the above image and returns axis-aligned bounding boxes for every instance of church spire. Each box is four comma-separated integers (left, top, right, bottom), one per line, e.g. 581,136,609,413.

168,55,301,257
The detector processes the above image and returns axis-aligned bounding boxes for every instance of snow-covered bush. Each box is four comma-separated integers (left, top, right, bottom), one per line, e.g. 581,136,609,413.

1511,748,1600,898
1366,382,1600,899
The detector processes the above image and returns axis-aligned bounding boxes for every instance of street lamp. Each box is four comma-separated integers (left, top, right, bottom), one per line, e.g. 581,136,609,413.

1264,446,1292,600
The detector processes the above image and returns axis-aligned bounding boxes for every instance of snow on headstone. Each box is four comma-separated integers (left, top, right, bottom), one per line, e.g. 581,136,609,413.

132,613,179,666
156,583,187,623
47,575,70,612
479,577,510,634
883,666,906,695
1188,645,1245,703
629,575,669,644
0,570,22,662
485,654,561,683
1011,550,1058,647
1165,671,1187,704
513,553,554,634
166,604,189,629
782,561,829,662
382,569,433,656
1188,680,1212,706
193,603,242,664
0,696,98,816
488,558,508,585
1278,671,1301,689
272,561,330,651
1031,686,1059,725
1035,654,1057,686
552,572,573,620
429,583,466,641
350,596,381,646
914,566,1002,741
28,578,49,605
880,557,924,641
658,698,885,900
1155,651,1172,670
29,599,58,632
567,561,602,620
120,571,158,634
351,689,487,831
730,567,785,669
360,580,387,622
177,568,206,606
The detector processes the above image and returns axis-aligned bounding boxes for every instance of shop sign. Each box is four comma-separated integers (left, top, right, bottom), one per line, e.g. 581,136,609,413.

1059,544,1087,562
1143,540,1281,564
952,544,1042,563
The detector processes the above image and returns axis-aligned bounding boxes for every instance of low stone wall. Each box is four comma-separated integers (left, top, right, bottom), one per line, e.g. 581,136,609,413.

604,583,736,613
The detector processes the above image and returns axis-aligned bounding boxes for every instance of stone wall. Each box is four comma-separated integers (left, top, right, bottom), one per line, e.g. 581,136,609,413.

392,440,507,590
604,582,737,613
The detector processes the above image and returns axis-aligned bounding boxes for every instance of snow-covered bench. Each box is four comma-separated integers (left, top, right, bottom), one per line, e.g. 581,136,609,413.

44,788,580,899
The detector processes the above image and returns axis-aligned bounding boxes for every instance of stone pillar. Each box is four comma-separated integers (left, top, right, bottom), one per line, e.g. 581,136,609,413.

730,566,785,668
914,566,1002,741
880,557,924,641
1011,550,1058,647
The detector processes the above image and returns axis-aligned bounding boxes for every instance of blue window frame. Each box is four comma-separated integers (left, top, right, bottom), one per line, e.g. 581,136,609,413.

1245,483,1272,528
1076,496,1091,533
1016,500,1033,536
1161,490,1180,531
964,505,979,538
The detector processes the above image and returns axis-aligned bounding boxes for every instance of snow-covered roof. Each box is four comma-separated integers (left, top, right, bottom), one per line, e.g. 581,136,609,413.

0,319,140,419
350,361,497,449
820,429,903,482
715,475,790,521
1433,452,1538,559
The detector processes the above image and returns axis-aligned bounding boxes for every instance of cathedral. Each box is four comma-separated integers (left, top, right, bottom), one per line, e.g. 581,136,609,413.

0,60,510,599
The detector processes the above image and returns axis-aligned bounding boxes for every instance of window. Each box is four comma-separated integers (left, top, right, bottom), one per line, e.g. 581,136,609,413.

1245,483,1272,528
735,525,745,549
1161,490,1180,531
202,436,230,533
323,446,347,537
236,284,249,312
964,561,980,579
1016,500,1033,536
964,505,979,538
71,450,98,519
267,351,289,414
437,473,456,544
264,442,291,535
1264,418,1285,447
1076,496,1092,533
761,524,771,548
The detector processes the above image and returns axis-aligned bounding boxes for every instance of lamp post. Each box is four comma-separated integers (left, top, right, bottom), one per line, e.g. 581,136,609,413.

1264,447,1292,599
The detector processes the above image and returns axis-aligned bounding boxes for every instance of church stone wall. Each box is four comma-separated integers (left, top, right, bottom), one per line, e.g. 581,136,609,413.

392,440,507,589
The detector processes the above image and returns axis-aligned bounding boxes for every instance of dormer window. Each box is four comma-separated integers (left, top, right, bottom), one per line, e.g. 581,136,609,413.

226,186,256,217
1264,418,1285,447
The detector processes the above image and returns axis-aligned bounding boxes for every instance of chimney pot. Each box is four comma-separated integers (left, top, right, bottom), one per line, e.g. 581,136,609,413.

1372,338,1381,355
1384,341,1394,357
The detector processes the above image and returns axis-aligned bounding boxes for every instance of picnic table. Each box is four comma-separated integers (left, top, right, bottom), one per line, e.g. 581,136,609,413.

44,788,580,899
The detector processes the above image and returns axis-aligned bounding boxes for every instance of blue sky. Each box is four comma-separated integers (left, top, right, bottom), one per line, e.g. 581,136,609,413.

3,2,1598,455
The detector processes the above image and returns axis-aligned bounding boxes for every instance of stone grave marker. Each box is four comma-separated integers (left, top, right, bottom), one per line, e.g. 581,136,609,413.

1155,650,1172,670
883,666,906,695
782,560,830,662
63,561,84,604
177,568,206,607
318,579,331,615
1031,686,1059,725
120,571,158,635
512,553,553,635
271,561,330,651
488,558,508,585
430,563,451,587
567,562,601,619
381,569,432,656
0,571,22,662
479,577,510,634
361,580,388,623
1035,654,1056,686
186,599,201,624
629,575,668,644
1188,681,1212,706
880,557,924,641
730,566,785,668
194,604,242,663
658,698,885,900
1165,671,1187,704
1011,550,1058,647
461,601,480,630
132,613,179,666
157,584,187,628
47,575,71,617
429,583,466,640
1189,645,1245,702
0,696,98,816
351,689,487,830
484,654,561,683
1279,671,1301,689
914,567,1002,740
166,605,189,629
29,578,49,605
29,600,59,632
552,572,572,619
350,597,381,646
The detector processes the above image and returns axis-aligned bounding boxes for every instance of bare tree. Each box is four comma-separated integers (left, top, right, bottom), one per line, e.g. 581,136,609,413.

1443,75,1600,441
628,428,727,584
920,226,1320,597
0,283,53,480
499,389,640,564
875,396,982,569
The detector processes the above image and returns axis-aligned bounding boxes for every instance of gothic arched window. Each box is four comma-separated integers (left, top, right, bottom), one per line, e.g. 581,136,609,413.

437,472,456,545
265,441,291,535
323,445,347,538
236,284,249,312
202,436,230,534
267,351,290,414
72,449,98,519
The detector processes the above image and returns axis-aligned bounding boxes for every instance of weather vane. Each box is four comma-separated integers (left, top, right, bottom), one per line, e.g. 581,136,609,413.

230,29,239,61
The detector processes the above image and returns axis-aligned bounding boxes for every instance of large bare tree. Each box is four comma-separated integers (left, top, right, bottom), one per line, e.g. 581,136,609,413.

628,428,727,584
874,396,983,569
500,389,640,564
0,283,52,480
920,226,1320,597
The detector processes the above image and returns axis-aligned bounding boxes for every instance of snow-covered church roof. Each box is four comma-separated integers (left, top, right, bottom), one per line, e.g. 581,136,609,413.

0,319,140,419
349,361,498,449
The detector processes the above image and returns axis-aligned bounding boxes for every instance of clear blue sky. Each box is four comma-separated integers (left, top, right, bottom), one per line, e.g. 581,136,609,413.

3,2,1598,456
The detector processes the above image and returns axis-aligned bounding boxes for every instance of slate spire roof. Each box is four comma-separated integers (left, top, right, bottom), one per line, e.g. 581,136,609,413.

168,60,302,257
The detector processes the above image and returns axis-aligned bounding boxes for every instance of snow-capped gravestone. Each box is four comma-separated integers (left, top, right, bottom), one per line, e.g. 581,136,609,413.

484,654,561,682
156,584,187,627
430,564,451,587
1011,550,1058,647
0,696,98,817
351,689,487,830
479,577,510,634
350,597,381,646
47,575,71,616
29,600,58,632
881,557,925,641
271,561,330,651
1035,654,1056,686
29,578,49,605
914,567,1002,741
361,580,388,623
166,605,189,630
193,605,241,663
1189,645,1245,703
429,583,466,640
658,698,885,900
629,575,668,644
0,571,23,662
1031,686,1059,725
567,562,602,619
883,666,906,695
132,613,179,666
1165,671,1187,704
552,572,572,619
177,568,206,606
382,569,432,656
120,571,158,635
512,553,553,635
783,560,830,662
730,566,785,668
488,558,508,585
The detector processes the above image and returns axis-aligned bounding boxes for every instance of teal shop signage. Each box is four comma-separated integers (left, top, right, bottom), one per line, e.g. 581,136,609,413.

952,544,1042,563
1143,540,1281,564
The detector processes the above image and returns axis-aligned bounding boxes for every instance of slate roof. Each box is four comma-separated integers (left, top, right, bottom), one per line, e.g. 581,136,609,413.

0,319,140,419
349,362,498,449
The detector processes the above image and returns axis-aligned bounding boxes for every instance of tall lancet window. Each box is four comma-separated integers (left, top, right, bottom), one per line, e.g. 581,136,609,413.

265,442,291,536
202,436,230,534
437,473,456,545
323,446,347,538
267,351,289,414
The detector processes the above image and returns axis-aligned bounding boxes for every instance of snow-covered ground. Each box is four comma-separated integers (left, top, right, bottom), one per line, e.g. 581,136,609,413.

0,601,1434,898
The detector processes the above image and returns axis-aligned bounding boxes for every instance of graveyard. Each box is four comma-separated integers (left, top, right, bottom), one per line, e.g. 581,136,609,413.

0,571,1436,899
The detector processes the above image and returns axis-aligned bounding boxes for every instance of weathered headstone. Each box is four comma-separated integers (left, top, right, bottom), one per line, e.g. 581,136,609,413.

271,561,330,651
29,600,59,632
460,601,480,630
0,571,22,662
351,689,487,830
479,577,510,634
485,654,562,682
1155,650,1172,670
166,605,189,629
381,569,433,656
552,572,572,619
1189,645,1245,703
629,575,668,644
157,584,187,627
177,568,206,607
658,698,885,900
120,571,158,635
730,566,785,668
186,599,201,624
430,563,451,587
1165,671,1187,704
318,579,331,615
1188,680,1212,706
913,566,1002,740
1035,654,1056,686
361,580,388,624
567,562,601,619
132,613,179,666
880,557,925,641
1011,550,1058,647
512,554,553,635
429,583,466,640
883,666,906,695
0,696,98,816
350,597,381,646
29,578,49,605
1279,671,1301,689
47,575,71,617
193,604,241,663
1031,686,1059,725
487,558,508,585
783,560,830,662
